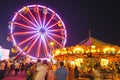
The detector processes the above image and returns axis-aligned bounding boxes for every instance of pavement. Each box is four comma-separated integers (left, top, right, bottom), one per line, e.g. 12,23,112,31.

3,70,120,80
4,71,26,80
4,76,26,80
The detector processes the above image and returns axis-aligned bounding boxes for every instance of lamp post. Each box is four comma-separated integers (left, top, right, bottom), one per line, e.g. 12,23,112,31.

50,41,55,55
49,41,55,63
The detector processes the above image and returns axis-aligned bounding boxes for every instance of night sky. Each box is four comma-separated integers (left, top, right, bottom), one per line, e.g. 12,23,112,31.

0,0,120,53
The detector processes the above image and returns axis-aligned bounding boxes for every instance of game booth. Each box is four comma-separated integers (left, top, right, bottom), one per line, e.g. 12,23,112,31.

0,46,10,60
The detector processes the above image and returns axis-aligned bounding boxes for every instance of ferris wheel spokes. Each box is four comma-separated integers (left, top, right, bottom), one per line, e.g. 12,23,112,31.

14,22,37,30
18,13,38,28
35,6,42,28
44,13,56,28
18,33,39,46
47,34,62,47
13,31,37,36
42,8,47,28
26,35,40,55
36,37,42,57
46,20,61,30
10,5,67,59
47,32,65,40
27,7,40,27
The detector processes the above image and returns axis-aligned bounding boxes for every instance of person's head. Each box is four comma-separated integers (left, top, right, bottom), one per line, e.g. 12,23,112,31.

48,62,53,70
75,66,78,70
43,60,47,65
37,59,41,63
60,62,64,67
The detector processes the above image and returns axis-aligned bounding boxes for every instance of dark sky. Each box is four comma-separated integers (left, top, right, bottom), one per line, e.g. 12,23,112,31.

0,0,120,50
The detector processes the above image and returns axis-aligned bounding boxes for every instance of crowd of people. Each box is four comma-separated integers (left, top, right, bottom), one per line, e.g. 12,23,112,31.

0,60,26,79
25,60,69,80
0,59,70,80
0,58,101,80
1,58,93,80
1,58,120,80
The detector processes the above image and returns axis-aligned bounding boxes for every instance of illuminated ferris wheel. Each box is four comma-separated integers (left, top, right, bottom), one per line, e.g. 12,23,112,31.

9,5,67,59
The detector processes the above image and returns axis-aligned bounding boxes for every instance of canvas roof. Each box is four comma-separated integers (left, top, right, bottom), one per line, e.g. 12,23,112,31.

79,37,115,47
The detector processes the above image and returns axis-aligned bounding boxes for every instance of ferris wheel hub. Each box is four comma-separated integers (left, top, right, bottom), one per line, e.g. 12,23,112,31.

39,28,46,35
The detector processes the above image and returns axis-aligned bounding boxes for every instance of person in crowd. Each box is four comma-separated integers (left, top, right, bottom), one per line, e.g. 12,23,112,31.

25,62,32,79
36,59,42,67
25,62,31,72
74,66,79,80
68,67,73,80
7,60,13,76
20,62,25,72
0,60,5,80
35,60,48,80
54,61,68,80
26,63,36,80
14,60,20,75
92,67,101,80
4,61,8,76
47,62,54,80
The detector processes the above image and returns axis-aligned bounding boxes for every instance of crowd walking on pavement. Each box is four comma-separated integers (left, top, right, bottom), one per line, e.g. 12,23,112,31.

0,59,69,80
0,59,99,80
1,59,120,80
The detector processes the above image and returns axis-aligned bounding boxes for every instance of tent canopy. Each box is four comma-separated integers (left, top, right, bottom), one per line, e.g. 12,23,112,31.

79,37,113,47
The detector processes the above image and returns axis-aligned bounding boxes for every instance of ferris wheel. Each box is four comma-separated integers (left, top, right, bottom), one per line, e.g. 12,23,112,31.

9,5,67,59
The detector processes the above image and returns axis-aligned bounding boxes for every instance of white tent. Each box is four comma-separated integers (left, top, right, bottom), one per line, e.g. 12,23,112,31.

0,46,10,60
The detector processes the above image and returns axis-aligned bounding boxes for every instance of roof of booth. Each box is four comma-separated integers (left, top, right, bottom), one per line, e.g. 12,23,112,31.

79,37,115,47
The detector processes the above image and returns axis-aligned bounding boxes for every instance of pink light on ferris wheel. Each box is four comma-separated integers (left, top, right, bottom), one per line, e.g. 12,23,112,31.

9,5,67,59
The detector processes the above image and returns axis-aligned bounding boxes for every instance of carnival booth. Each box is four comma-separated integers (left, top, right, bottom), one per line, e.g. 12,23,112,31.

0,46,10,60
52,37,120,79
